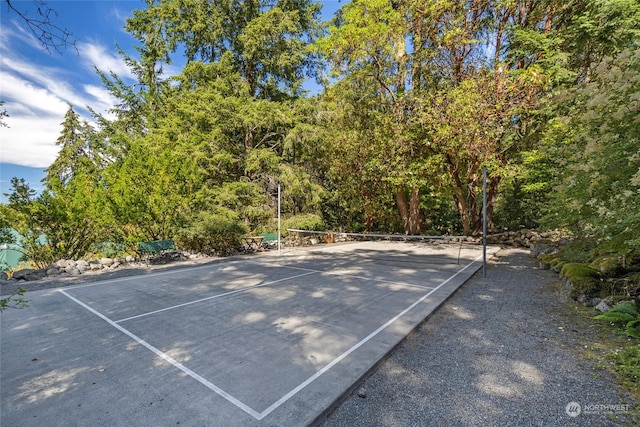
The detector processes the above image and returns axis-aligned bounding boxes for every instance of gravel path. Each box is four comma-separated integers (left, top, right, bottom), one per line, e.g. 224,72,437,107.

319,248,637,427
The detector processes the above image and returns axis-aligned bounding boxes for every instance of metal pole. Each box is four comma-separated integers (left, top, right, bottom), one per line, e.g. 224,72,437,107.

482,165,487,277
277,184,281,255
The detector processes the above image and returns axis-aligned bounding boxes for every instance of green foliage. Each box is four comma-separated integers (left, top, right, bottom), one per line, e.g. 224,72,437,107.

2,177,102,268
175,209,247,256
605,343,640,401
545,47,640,249
7,0,639,269
0,100,8,127
317,0,557,235
493,149,554,230
282,214,326,237
595,301,640,338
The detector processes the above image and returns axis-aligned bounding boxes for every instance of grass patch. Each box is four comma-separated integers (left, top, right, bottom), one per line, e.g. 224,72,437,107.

563,303,640,423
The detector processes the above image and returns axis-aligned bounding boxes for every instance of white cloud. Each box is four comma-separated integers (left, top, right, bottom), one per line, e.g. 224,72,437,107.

0,68,68,167
80,41,134,79
0,115,62,167
82,84,118,119
1,72,69,116
0,34,122,168
2,56,93,111
1,20,45,52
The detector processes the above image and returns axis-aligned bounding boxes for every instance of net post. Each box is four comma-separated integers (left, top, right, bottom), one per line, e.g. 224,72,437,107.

277,184,281,255
482,165,487,277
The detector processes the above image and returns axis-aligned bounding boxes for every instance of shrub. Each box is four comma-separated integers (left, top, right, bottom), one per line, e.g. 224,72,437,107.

281,214,326,237
176,209,247,256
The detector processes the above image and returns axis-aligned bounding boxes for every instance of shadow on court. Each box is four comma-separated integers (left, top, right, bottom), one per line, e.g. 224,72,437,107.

1,241,497,426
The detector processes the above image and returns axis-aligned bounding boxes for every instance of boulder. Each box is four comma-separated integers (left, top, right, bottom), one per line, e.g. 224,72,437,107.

65,266,81,276
531,243,557,258
589,257,626,277
76,261,90,273
125,255,135,263
23,270,46,281
45,267,61,276
100,257,114,267
12,269,36,281
559,263,603,302
595,300,610,313
89,262,102,271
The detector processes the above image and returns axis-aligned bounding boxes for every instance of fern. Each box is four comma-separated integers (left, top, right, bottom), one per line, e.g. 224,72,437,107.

595,301,640,338
595,311,636,323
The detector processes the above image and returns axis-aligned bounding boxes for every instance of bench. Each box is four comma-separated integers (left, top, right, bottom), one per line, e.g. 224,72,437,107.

138,239,176,264
259,233,279,248
242,236,264,251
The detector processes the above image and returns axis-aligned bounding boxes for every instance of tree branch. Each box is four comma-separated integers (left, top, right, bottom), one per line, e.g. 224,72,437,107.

5,0,77,54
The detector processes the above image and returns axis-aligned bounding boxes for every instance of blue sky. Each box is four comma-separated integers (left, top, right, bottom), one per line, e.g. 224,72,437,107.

0,0,342,202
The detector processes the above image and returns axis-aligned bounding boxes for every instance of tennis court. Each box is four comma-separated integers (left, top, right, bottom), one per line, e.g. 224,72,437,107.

1,240,497,426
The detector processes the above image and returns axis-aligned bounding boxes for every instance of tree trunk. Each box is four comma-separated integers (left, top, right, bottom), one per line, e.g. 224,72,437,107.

396,186,422,235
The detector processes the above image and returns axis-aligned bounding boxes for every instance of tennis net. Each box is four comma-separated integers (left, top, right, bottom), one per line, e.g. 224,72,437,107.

284,229,482,265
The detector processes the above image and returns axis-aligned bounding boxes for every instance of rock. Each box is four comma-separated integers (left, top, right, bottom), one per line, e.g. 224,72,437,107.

532,243,556,259
100,257,113,267
65,266,81,276
0,271,8,281
56,259,69,268
12,269,36,280
589,257,626,277
125,255,135,263
539,261,551,270
23,270,46,281
76,261,90,273
578,295,601,307
45,267,61,276
110,261,121,269
595,300,610,313
357,387,367,398
309,238,319,245
90,262,102,271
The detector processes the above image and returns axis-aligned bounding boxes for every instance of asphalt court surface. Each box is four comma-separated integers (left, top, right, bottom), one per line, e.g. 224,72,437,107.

1,241,497,426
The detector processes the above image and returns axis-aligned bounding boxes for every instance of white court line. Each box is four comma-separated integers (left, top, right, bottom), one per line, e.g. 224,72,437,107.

62,260,238,291
114,270,318,323
254,252,486,420
60,251,490,421
59,289,263,420
245,260,436,291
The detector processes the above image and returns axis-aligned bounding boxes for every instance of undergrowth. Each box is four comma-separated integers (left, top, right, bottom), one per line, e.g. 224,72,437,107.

566,303,640,422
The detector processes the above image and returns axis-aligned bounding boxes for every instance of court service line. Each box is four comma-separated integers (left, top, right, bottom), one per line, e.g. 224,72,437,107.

244,260,436,291
114,270,319,323
63,260,240,291
254,252,486,420
59,289,264,420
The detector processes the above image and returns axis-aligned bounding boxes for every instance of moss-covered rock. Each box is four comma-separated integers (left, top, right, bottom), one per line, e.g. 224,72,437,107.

552,260,568,273
589,256,626,277
560,263,603,301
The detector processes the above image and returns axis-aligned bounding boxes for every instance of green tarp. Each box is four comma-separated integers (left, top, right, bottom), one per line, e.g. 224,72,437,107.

0,229,24,270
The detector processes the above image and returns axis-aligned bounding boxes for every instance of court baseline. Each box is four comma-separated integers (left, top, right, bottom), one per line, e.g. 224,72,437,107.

58,253,482,421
